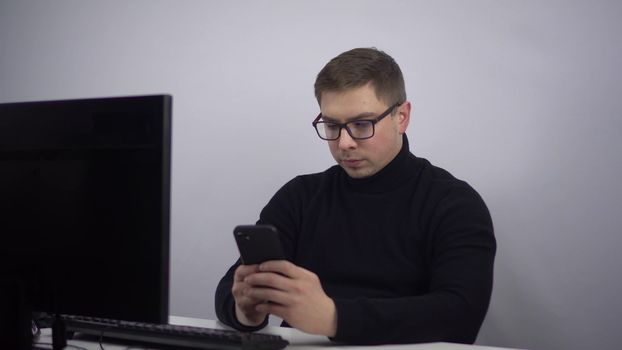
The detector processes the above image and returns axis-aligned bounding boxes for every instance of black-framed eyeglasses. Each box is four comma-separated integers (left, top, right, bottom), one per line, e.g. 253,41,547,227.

312,102,401,141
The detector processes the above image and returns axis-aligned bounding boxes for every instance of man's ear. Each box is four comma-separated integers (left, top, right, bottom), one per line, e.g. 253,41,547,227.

397,101,411,134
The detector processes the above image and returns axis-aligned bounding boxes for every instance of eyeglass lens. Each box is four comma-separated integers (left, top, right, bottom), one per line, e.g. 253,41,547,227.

318,121,374,140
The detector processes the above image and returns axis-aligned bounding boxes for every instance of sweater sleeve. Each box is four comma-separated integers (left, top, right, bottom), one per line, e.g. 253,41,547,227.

331,185,496,345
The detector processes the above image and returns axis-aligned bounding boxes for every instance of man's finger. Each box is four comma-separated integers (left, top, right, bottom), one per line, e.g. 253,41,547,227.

244,271,295,291
248,287,292,306
258,260,298,278
234,264,260,281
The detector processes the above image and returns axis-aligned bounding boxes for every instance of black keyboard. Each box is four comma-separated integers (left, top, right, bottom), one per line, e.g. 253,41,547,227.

60,315,289,350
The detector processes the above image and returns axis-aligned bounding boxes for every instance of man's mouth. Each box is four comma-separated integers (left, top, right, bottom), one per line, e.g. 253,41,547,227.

341,159,363,167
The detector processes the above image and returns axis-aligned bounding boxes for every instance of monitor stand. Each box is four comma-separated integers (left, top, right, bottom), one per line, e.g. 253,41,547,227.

51,314,67,350
0,278,32,350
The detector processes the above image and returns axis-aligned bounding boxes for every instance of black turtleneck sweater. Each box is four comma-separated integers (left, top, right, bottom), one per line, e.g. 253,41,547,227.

215,135,496,345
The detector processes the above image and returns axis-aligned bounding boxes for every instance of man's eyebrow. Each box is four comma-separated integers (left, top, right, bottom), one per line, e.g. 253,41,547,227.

321,111,377,123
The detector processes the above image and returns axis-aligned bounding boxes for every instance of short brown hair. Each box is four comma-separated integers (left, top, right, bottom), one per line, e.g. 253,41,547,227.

314,47,406,106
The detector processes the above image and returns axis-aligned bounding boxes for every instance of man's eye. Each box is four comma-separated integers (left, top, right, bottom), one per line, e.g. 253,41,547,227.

351,121,371,129
325,124,340,131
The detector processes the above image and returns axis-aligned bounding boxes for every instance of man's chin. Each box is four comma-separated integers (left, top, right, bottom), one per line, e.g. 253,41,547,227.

341,165,372,179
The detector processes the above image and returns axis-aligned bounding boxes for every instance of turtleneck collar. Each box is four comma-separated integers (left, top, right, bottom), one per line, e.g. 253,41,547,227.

340,134,416,194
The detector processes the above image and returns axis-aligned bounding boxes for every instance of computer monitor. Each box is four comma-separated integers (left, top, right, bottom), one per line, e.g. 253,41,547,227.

0,95,172,326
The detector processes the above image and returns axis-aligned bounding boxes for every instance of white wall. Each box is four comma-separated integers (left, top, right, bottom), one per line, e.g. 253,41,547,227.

2,1,621,350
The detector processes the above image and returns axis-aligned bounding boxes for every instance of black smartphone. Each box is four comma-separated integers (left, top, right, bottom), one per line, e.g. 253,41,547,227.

233,224,286,265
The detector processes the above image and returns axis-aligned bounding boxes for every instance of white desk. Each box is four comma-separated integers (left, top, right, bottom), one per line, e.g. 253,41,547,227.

34,316,522,350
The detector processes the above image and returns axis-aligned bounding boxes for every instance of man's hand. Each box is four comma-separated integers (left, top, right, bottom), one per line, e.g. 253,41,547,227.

232,264,269,327
241,260,337,337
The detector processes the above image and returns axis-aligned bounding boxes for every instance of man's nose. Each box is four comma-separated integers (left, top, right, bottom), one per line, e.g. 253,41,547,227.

338,127,357,150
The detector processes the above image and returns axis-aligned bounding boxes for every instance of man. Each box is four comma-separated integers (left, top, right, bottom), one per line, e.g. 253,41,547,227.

215,47,496,345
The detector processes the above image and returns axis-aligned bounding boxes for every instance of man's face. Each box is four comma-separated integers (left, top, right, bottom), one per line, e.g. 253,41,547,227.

319,83,410,178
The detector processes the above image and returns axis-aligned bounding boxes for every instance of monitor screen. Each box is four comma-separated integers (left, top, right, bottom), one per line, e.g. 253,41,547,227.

0,95,172,324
